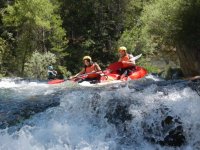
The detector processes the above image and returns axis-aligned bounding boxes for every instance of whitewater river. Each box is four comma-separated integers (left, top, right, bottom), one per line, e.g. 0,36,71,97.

0,76,200,150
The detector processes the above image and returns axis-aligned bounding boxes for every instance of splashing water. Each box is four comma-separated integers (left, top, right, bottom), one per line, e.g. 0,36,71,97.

0,76,199,150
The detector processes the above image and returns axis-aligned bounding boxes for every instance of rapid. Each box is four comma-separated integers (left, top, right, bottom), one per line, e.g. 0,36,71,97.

0,76,200,150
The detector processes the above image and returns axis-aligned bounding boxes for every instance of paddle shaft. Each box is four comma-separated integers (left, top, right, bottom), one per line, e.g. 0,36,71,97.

69,71,103,80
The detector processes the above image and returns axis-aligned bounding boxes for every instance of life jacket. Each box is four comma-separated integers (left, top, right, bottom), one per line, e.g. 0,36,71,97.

119,54,129,62
85,63,100,79
119,54,134,68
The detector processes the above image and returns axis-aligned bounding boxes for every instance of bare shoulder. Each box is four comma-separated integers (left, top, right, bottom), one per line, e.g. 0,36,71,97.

94,62,100,66
94,62,101,70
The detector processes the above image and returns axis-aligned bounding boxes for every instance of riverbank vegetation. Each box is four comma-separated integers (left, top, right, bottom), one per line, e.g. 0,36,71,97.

0,0,199,79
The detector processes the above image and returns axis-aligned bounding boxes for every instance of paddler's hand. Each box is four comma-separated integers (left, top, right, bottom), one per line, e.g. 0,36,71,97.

122,61,135,66
103,69,112,74
69,76,76,80
122,61,128,64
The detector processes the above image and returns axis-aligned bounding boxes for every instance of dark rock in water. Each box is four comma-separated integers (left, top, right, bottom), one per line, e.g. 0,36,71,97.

142,106,186,147
162,116,173,126
188,79,200,96
103,97,186,147
105,101,132,126
104,98,133,136
128,77,189,92
105,99,133,126
166,68,184,80
104,98,139,145
159,67,184,80
0,93,60,129
162,125,185,146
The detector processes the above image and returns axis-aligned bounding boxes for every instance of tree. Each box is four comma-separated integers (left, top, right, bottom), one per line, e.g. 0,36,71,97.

0,37,8,75
117,0,151,54
24,51,56,79
61,0,128,72
141,0,200,77
2,0,67,76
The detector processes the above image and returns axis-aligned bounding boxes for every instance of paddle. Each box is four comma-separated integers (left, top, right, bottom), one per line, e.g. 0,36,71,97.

48,71,103,84
68,71,103,81
130,53,142,61
48,79,65,84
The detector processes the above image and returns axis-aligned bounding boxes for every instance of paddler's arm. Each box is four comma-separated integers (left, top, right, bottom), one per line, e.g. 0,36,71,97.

122,60,135,66
52,70,57,76
70,68,85,79
94,63,101,72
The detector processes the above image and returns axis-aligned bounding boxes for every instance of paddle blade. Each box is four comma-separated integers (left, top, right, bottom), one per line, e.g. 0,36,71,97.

48,79,65,84
131,53,142,61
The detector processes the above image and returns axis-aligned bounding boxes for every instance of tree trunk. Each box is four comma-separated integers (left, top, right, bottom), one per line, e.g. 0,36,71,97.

176,45,200,77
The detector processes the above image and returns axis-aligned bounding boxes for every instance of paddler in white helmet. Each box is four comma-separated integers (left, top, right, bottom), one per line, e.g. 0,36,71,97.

118,46,136,79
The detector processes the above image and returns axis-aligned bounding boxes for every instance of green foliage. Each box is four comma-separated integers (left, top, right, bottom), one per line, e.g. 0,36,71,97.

0,37,7,76
2,0,67,75
3,0,54,28
57,65,71,79
117,27,142,54
124,0,150,29
24,51,56,79
140,0,200,76
1,0,199,77
175,0,200,47
0,37,13,76
0,37,6,65
61,0,127,71
48,14,68,57
117,0,150,55
137,58,160,73
141,0,183,51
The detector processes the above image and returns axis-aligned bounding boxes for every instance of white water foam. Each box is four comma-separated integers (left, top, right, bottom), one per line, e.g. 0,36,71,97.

0,78,49,89
0,77,199,150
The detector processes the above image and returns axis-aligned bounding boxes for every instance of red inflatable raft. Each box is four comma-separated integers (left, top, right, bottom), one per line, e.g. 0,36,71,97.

48,62,147,84
100,62,147,82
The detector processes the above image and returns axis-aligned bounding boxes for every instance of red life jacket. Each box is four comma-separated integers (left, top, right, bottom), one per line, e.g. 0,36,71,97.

119,54,133,68
85,63,100,78
119,54,130,61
